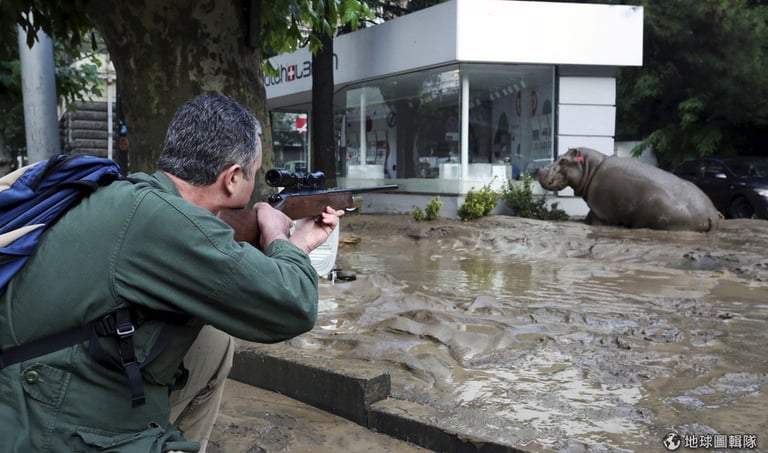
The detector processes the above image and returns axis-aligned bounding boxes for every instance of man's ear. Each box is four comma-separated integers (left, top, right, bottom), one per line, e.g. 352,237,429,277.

221,164,243,195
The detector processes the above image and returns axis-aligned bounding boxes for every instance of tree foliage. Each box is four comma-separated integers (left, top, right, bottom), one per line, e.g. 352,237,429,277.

615,0,768,168
260,0,371,67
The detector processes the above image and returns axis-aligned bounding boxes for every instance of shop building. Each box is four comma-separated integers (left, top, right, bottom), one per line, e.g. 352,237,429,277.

266,0,644,217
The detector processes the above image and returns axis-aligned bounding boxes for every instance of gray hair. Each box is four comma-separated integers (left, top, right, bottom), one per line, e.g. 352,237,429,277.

157,93,262,186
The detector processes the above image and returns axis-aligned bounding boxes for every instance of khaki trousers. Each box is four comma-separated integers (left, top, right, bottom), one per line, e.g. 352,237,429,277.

168,325,235,453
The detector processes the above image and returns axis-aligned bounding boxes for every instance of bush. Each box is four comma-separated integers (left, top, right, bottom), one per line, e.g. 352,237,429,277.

500,173,568,221
457,182,500,221
412,196,443,221
425,196,442,220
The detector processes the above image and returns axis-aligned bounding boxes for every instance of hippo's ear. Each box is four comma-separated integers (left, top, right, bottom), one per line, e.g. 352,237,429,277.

574,149,585,163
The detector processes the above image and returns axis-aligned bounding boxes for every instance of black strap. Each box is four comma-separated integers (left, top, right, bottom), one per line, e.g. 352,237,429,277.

0,307,188,407
0,324,92,369
115,308,144,407
0,309,132,370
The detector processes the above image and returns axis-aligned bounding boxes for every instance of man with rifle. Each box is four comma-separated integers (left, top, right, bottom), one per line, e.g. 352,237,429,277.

0,94,345,452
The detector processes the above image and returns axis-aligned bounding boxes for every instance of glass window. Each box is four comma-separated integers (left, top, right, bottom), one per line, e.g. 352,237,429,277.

705,162,725,178
676,160,705,178
464,64,555,179
331,63,554,191
337,66,461,181
727,158,768,178
270,111,309,172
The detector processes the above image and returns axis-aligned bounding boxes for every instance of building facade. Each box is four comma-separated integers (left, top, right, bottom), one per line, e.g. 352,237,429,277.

266,0,644,217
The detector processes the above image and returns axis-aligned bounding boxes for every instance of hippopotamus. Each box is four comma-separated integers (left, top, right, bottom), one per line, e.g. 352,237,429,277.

537,147,720,231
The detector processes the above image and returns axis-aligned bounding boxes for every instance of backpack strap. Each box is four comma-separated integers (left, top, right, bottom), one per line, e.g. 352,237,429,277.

0,320,95,369
0,307,189,407
86,308,190,408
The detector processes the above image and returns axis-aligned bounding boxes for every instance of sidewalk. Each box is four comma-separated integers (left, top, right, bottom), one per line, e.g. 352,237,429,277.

209,378,429,453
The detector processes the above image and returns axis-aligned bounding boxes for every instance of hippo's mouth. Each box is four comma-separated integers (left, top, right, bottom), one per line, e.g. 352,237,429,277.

538,168,568,191
541,180,567,191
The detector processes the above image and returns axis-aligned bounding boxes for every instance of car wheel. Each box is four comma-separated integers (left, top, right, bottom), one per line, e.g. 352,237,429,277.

729,197,754,219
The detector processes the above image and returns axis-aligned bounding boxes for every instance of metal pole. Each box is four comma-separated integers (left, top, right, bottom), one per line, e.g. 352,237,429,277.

359,90,367,167
460,71,470,182
17,18,60,163
107,78,113,160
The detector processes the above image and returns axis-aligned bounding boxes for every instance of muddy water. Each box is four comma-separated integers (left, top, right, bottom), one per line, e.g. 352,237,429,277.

278,215,768,452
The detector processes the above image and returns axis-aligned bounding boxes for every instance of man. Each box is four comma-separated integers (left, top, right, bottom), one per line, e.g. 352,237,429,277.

0,94,343,452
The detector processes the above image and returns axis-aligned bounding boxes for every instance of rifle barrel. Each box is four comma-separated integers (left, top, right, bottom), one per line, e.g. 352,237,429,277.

324,184,399,195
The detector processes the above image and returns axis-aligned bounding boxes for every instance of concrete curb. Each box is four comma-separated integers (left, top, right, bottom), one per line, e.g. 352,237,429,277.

230,344,390,426
229,345,528,453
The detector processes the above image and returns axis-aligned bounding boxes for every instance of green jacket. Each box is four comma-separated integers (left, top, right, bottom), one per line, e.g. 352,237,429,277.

0,172,319,452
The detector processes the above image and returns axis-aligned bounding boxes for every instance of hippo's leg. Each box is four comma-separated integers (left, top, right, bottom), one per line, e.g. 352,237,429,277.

584,211,611,226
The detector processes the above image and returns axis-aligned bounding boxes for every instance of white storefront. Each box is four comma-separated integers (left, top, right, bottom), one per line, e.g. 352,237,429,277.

266,0,644,217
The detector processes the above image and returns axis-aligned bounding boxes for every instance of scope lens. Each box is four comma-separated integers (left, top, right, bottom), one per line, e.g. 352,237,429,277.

265,169,326,188
266,169,295,187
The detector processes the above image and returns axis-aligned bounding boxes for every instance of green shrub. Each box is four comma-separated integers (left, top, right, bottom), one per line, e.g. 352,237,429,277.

412,196,443,221
457,182,500,221
425,196,442,220
501,173,568,221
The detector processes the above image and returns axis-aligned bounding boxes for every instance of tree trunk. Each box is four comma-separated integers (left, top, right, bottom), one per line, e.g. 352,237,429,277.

0,132,14,176
311,27,337,188
83,0,274,196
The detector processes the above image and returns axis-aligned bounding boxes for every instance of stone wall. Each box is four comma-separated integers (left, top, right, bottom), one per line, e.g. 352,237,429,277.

59,101,113,157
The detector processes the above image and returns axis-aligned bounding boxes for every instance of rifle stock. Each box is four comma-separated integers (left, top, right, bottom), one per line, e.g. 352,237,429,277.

218,184,398,244
217,207,260,244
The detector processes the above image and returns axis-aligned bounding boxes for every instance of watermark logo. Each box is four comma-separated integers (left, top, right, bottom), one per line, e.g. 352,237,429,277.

663,431,758,450
663,432,682,451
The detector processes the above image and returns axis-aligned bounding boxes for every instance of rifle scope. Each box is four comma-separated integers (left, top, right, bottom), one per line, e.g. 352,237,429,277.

266,168,325,189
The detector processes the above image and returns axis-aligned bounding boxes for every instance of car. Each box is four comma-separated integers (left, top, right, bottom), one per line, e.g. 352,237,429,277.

673,156,768,219
281,160,307,172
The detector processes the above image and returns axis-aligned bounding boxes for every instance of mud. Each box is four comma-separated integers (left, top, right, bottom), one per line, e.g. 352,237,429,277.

210,379,428,452
231,214,768,452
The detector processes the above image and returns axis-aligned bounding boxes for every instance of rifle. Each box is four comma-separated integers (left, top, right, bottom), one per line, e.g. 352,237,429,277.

219,168,398,243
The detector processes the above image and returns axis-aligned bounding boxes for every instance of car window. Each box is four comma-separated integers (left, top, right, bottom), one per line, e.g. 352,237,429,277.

705,162,726,177
676,161,705,178
726,160,751,177
728,158,768,178
754,160,768,177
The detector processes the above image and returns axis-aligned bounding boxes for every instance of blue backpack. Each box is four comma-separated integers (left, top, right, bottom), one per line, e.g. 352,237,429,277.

0,154,174,407
0,154,122,291
0,155,192,407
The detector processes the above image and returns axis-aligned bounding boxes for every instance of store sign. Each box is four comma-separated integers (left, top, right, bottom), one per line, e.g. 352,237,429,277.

265,54,339,87
295,116,307,134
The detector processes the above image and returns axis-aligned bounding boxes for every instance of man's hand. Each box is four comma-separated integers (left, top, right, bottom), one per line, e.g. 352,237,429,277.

289,205,345,254
253,202,293,250
219,203,343,254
